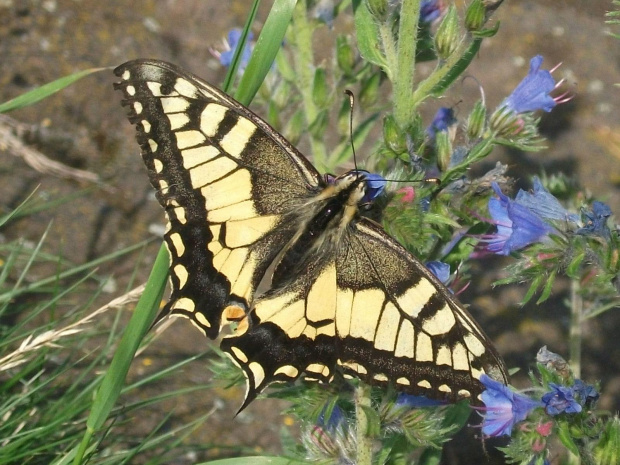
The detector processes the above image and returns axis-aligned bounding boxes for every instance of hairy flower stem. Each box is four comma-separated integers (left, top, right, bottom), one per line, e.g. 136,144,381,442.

569,278,582,380
392,0,420,128
355,382,374,465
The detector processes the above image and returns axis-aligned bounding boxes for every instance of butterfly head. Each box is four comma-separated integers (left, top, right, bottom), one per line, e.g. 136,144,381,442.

331,170,387,205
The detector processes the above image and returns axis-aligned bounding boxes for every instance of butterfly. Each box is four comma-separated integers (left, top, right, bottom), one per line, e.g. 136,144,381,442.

114,59,508,411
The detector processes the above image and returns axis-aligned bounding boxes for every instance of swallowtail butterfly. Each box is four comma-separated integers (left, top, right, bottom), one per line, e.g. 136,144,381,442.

114,59,508,410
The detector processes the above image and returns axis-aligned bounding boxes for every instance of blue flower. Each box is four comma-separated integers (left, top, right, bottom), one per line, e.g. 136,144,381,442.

420,0,445,24
395,393,444,408
362,172,387,203
571,379,599,407
576,201,612,238
542,383,582,415
426,261,450,285
426,107,456,139
477,183,554,255
515,177,579,224
503,56,559,114
317,403,344,432
312,0,335,28
217,29,254,71
311,403,346,457
478,374,542,437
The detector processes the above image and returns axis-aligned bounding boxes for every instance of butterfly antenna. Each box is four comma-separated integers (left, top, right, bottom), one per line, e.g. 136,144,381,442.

344,89,359,172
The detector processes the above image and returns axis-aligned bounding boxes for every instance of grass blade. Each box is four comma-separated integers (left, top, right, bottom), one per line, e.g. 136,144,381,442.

0,67,106,113
72,245,169,465
235,0,297,105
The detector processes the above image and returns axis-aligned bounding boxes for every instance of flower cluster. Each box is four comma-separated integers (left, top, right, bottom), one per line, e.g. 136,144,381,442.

475,351,602,464
475,178,612,257
479,374,599,434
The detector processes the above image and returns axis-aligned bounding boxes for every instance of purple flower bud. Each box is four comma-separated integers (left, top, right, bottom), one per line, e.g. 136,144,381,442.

426,107,456,139
542,383,582,415
361,172,387,203
571,379,599,407
576,201,612,239
420,0,445,24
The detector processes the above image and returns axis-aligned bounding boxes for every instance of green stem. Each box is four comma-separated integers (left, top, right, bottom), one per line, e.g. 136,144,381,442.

355,382,373,465
410,37,480,109
439,136,495,185
569,278,582,379
378,21,397,81
392,0,420,128
290,0,328,170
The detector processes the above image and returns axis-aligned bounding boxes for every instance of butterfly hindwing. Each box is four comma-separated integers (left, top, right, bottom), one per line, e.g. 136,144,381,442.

114,60,322,338
222,217,507,407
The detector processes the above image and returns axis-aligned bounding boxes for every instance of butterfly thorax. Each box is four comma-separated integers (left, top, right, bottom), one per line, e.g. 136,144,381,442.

271,171,367,286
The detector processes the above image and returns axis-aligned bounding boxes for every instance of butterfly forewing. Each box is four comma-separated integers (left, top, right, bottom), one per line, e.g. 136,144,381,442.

114,60,322,338
115,59,508,410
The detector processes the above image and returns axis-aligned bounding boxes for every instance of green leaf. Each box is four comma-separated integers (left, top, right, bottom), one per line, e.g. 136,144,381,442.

441,400,471,430
556,419,580,456
235,0,297,105
522,274,544,305
312,67,329,108
429,38,482,97
566,251,585,277
72,245,169,465
585,299,620,319
418,448,442,465
308,109,329,138
359,404,382,437
472,21,501,38
0,67,105,113
353,0,388,69
594,416,620,465
536,362,561,386
536,269,556,304
221,2,260,93
336,34,356,75
274,48,296,82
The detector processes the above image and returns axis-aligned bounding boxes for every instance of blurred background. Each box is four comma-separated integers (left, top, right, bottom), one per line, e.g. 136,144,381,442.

0,0,618,462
